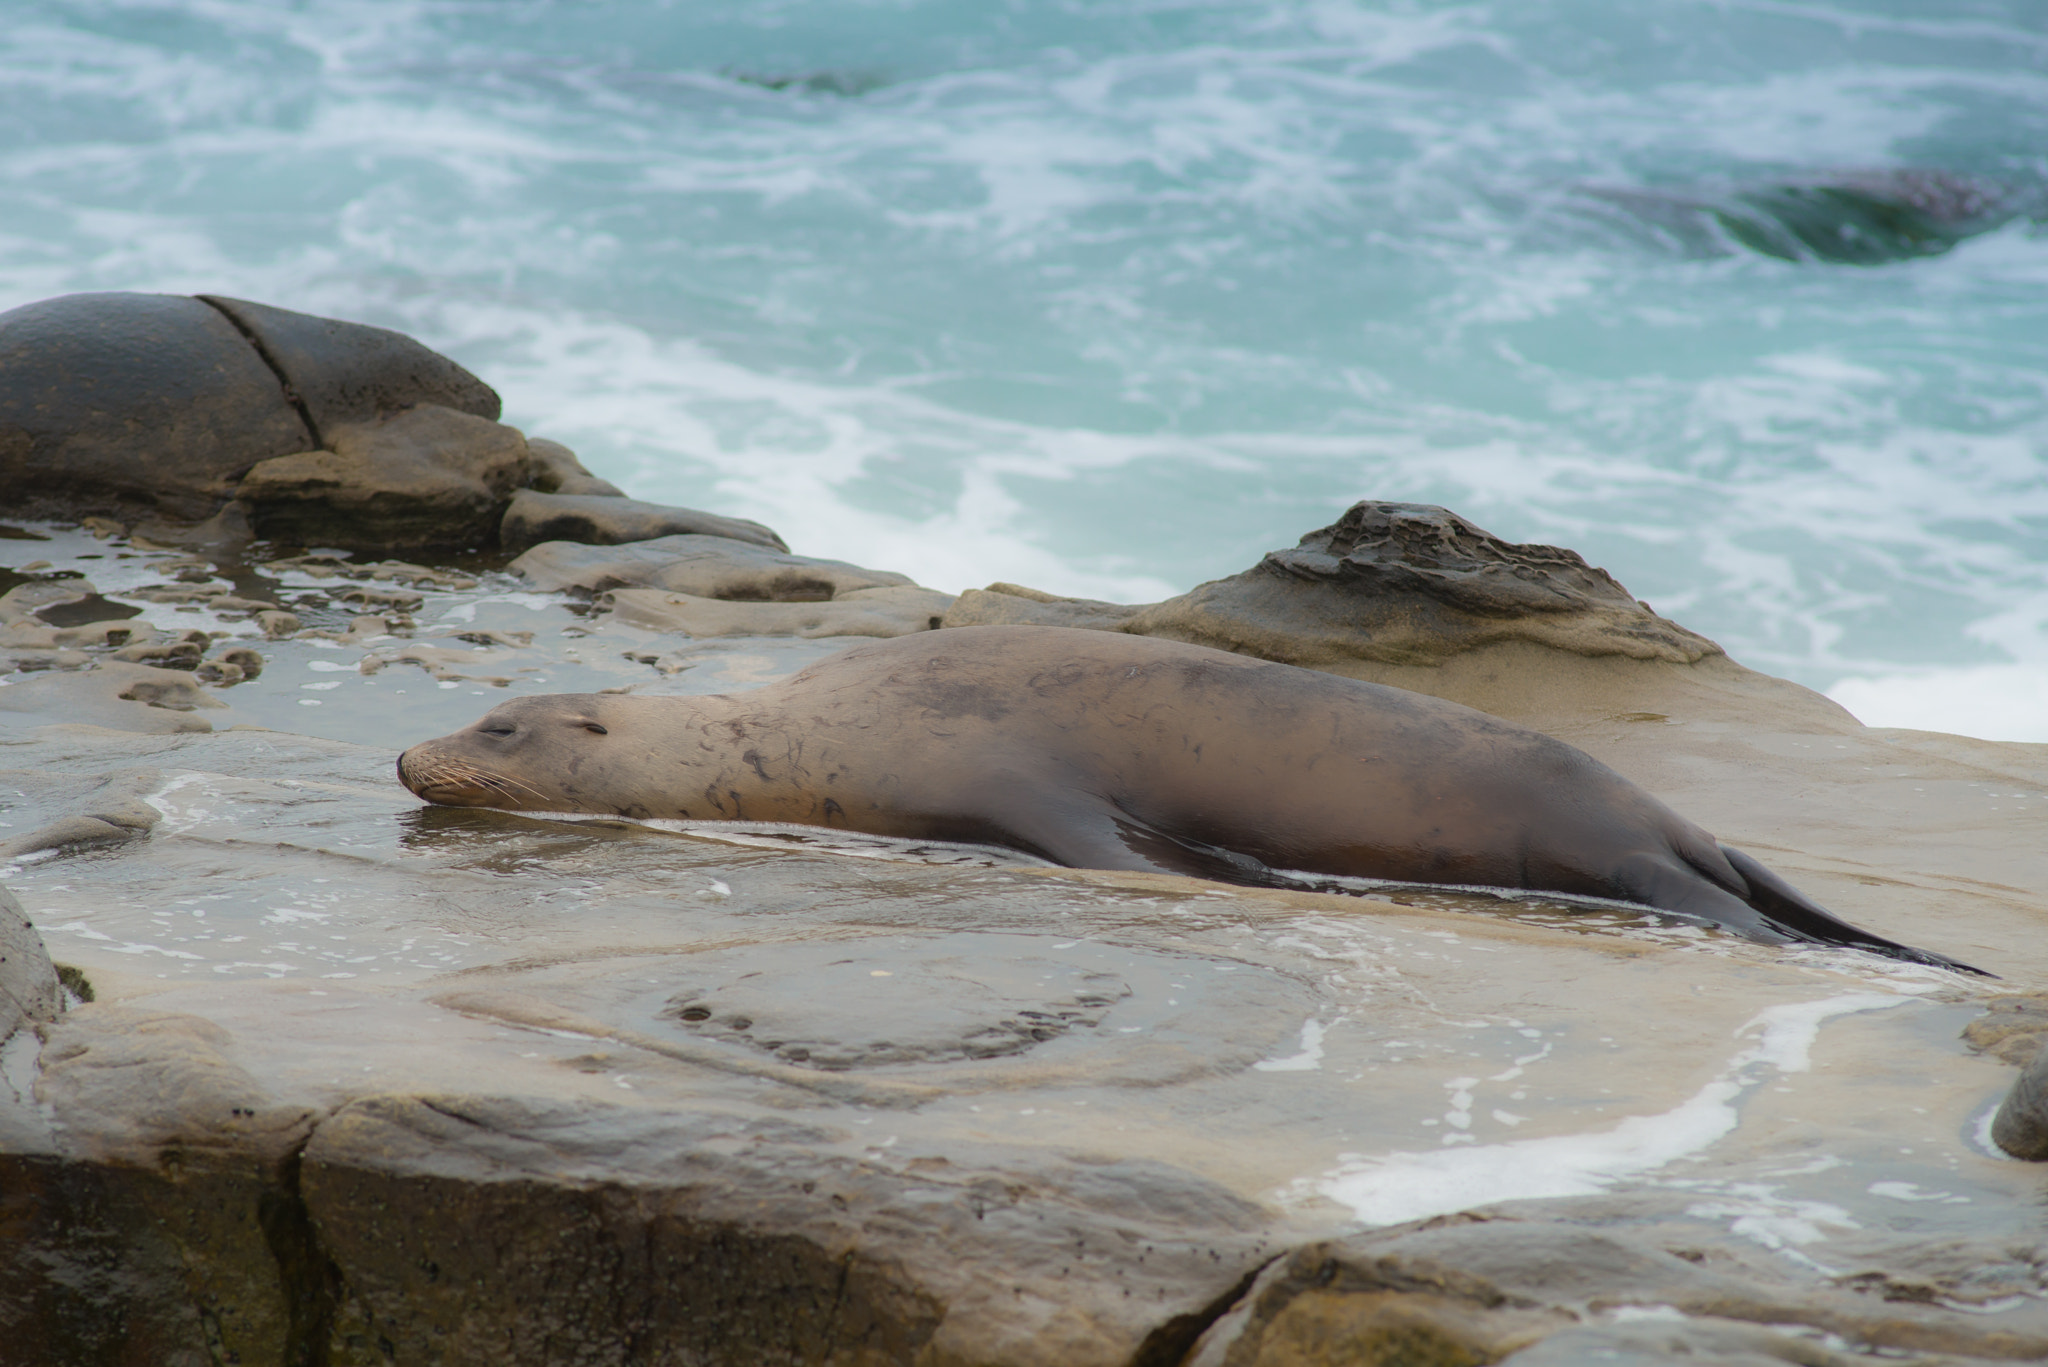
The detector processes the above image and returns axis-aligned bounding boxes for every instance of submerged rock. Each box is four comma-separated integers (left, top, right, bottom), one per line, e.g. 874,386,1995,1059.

1577,169,2038,266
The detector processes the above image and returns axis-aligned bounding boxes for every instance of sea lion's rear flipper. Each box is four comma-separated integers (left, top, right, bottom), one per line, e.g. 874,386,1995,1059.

1712,844,1989,976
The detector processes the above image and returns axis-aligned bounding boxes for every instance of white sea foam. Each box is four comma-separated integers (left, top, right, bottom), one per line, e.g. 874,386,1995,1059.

2,0,2043,718
1830,664,2048,743
1297,992,1904,1227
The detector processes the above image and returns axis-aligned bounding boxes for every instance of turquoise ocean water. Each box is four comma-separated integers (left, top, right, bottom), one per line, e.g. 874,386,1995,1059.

5,0,2045,737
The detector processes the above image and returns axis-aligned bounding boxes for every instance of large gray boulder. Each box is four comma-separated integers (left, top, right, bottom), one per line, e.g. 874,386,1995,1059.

0,293,313,520
199,294,501,436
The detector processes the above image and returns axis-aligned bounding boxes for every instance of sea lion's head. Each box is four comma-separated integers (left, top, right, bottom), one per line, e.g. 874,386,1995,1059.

398,693,629,813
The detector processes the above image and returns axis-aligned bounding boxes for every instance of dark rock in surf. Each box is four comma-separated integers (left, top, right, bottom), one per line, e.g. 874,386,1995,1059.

1579,169,2038,266
500,490,788,554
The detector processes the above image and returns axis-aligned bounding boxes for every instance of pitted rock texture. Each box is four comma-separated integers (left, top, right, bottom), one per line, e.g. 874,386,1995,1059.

1127,501,1722,668
941,503,1720,669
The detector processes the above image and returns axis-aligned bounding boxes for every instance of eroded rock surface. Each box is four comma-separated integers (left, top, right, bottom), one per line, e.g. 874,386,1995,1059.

943,500,1719,668
239,403,548,550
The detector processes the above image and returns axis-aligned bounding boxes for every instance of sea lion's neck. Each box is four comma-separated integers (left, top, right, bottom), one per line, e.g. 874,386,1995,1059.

647,691,829,825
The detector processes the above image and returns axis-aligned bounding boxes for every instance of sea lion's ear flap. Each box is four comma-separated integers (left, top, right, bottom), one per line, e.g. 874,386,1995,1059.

583,723,609,735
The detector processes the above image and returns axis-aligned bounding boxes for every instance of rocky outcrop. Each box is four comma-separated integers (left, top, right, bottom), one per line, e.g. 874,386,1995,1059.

947,502,1719,671
0,292,780,556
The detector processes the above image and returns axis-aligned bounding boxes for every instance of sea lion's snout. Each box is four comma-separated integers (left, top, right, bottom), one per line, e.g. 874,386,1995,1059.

396,695,620,811
396,738,516,807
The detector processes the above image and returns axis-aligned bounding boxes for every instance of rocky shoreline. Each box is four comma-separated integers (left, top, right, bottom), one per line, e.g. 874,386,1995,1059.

3,295,2045,1365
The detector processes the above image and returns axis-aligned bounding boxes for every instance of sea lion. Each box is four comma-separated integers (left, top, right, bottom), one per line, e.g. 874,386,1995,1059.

398,625,1978,973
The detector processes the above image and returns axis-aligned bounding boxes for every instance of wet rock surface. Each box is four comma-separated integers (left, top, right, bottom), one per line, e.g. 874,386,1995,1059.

0,516,2044,1364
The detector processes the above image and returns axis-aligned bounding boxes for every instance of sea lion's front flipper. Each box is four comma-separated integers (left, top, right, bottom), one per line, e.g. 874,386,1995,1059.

1004,800,1283,886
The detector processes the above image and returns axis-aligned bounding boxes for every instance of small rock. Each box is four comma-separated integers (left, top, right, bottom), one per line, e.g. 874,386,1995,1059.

0,768,163,864
603,585,955,639
942,582,1148,631
109,638,203,668
0,579,98,627
254,609,301,638
1993,1043,2048,1161
512,534,906,600
526,438,626,498
499,490,787,554
209,645,264,680
1963,994,2048,1066
0,884,62,1038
